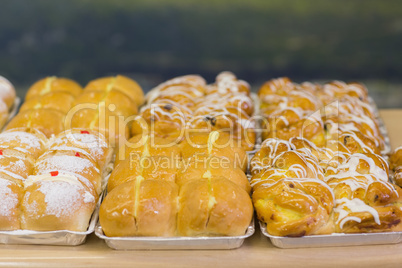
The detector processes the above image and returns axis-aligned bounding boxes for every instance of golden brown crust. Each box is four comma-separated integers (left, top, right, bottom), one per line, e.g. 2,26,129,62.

21,174,96,232
19,92,76,114
25,77,82,100
177,178,253,236
84,75,144,106
100,179,178,237
6,109,66,138
253,178,334,237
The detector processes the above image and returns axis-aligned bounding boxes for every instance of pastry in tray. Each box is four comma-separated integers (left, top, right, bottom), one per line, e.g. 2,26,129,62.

6,76,83,137
99,72,254,238
133,72,255,151
0,76,17,130
101,130,254,237
0,75,143,233
0,128,111,232
253,78,399,237
258,78,385,152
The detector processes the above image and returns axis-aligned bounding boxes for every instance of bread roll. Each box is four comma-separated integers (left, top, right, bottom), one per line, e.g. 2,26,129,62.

100,177,178,237
25,76,82,100
34,151,101,195
21,173,96,232
6,109,66,138
178,158,251,193
179,131,248,171
84,75,144,106
68,105,129,147
19,92,76,114
0,178,22,230
115,134,181,167
73,89,138,117
49,129,112,170
108,156,179,192
177,178,253,236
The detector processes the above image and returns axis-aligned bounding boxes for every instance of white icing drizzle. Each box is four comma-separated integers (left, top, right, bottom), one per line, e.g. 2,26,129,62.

334,198,380,229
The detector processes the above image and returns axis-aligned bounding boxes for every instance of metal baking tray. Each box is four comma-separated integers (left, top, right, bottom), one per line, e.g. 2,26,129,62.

0,199,99,246
255,96,397,249
259,222,402,249
95,219,254,250
1,97,20,131
8,97,20,122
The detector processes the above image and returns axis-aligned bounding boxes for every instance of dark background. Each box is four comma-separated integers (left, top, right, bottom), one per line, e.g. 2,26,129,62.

1,0,402,107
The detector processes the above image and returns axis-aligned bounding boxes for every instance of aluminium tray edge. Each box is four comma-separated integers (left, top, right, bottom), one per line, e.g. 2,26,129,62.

0,203,99,246
259,221,402,249
95,218,255,250
1,97,20,132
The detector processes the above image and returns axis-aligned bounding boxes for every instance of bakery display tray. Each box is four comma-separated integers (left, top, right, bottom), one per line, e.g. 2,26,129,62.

1,97,20,131
95,218,254,250
259,222,402,249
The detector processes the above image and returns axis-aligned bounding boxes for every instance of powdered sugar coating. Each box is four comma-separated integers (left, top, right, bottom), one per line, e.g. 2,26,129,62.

0,131,45,155
38,180,83,218
0,179,19,217
35,155,100,176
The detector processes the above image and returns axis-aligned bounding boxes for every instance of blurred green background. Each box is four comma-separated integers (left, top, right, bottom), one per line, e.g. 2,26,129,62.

1,0,402,107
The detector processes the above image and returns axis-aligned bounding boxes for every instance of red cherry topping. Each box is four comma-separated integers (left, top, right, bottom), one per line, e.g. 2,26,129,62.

81,130,90,134
50,171,59,177
75,152,80,157
0,150,3,155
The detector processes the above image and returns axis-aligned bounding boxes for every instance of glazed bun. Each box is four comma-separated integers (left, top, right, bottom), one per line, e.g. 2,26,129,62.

68,104,129,147
179,131,248,171
6,109,66,138
21,173,96,232
25,76,82,100
100,177,178,237
108,156,179,192
84,75,144,106
19,92,76,114
178,158,251,193
177,178,253,236
73,89,138,117
115,134,181,167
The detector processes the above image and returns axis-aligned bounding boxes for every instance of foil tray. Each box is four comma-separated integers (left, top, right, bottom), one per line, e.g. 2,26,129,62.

1,97,20,131
95,219,255,250
259,222,402,249
256,96,398,249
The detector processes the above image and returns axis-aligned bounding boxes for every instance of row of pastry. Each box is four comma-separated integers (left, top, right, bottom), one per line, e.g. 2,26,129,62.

100,72,255,237
253,78,401,236
0,128,111,231
130,72,256,152
6,75,144,145
0,75,144,231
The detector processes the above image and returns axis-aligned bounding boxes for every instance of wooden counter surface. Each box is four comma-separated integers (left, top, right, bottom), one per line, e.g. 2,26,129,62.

0,109,401,268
